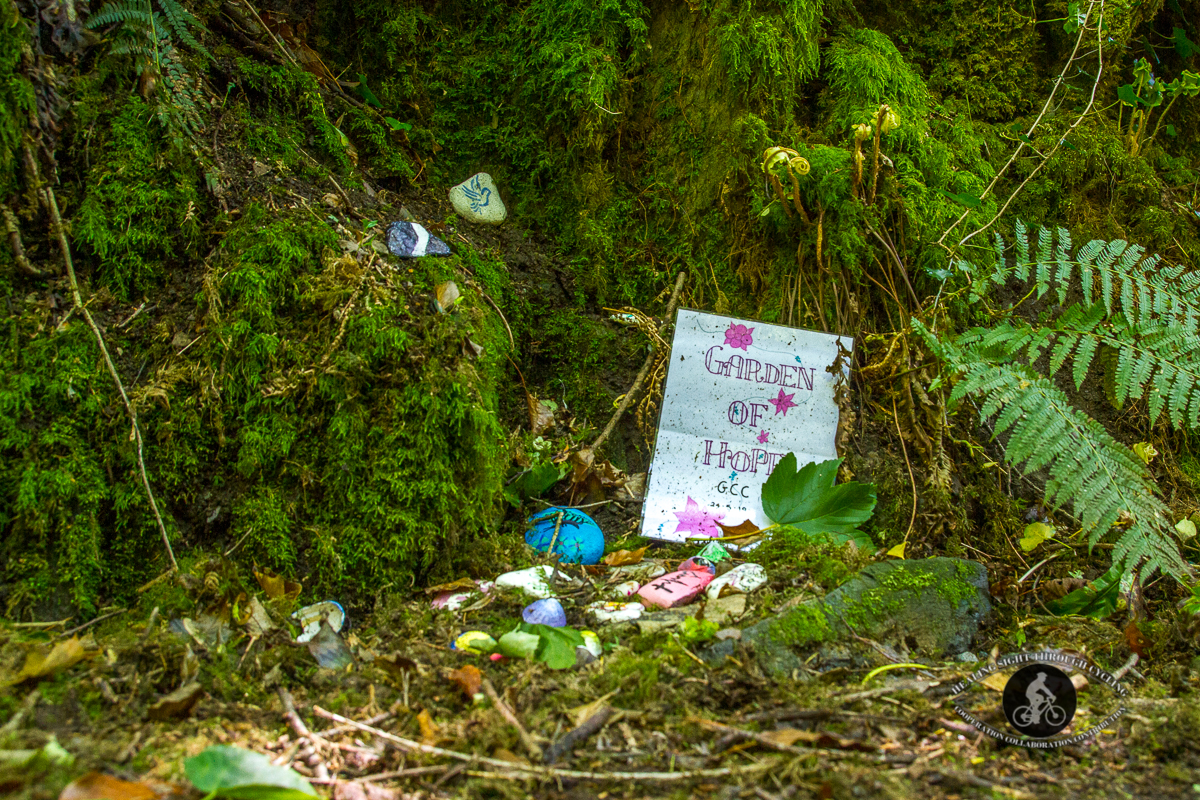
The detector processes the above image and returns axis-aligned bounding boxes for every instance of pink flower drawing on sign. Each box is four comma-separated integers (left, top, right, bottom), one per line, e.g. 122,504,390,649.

673,496,726,538
724,323,754,351
769,388,798,416
757,429,770,444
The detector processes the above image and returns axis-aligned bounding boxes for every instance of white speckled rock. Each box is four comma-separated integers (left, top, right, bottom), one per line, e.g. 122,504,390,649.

449,173,507,224
495,565,562,599
704,563,767,599
586,601,644,624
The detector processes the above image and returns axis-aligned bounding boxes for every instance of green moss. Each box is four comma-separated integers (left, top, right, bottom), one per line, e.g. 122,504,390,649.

72,95,207,299
767,602,831,645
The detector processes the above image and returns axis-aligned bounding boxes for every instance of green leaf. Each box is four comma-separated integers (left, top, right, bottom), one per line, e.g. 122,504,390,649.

1019,521,1054,552
354,73,383,108
520,623,585,670
1175,26,1198,59
761,455,877,547
1117,83,1140,106
1046,568,1122,618
937,188,981,208
185,747,316,799
496,630,540,660
502,462,565,506
384,117,412,131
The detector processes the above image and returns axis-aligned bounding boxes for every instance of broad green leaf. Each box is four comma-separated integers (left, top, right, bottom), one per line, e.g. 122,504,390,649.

496,630,540,660
1046,568,1122,618
383,117,412,131
1117,84,1140,106
354,74,383,108
1175,518,1197,540
520,624,585,670
1019,521,1054,552
1132,441,1158,464
761,455,877,547
185,747,315,799
503,462,565,506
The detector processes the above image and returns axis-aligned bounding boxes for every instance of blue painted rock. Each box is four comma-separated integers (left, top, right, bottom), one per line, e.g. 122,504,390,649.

522,598,567,627
292,600,347,644
386,221,451,258
525,507,605,565
449,173,507,224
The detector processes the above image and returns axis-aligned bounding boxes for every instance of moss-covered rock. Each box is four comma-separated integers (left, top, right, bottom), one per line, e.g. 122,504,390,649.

705,557,991,677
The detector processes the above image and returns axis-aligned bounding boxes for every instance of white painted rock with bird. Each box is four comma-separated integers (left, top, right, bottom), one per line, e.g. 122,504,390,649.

449,172,507,224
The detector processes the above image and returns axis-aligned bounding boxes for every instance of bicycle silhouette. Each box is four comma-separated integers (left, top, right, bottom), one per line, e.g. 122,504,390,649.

1012,697,1067,728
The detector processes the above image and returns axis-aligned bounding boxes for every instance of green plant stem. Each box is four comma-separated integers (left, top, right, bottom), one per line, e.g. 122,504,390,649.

44,186,179,574
1141,93,1180,152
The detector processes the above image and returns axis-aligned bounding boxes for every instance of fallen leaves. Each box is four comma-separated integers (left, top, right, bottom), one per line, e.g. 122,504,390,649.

184,746,316,798
255,568,302,602
58,772,159,800
11,637,94,684
147,682,204,721
602,547,647,566
448,665,482,698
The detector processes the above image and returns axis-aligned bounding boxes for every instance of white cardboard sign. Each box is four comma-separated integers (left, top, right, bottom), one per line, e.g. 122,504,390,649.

640,309,851,542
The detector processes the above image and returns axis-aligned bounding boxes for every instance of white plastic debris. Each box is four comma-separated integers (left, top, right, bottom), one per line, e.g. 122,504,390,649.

292,601,346,644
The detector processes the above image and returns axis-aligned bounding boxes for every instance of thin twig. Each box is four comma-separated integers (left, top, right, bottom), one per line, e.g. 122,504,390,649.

937,0,1103,247
2,203,45,277
313,706,775,782
544,707,614,764
482,679,543,761
693,719,879,761
45,187,179,574
892,397,918,554
592,271,686,454
469,280,515,350
55,608,126,640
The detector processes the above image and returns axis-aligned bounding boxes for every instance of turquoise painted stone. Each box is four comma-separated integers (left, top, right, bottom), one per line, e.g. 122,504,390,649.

525,507,605,565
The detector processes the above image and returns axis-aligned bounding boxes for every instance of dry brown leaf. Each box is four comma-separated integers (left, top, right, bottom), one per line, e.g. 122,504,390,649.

376,652,418,680
417,709,439,744
448,665,482,698
243,596,275,637
146,681,204,721
527,392,554,435
566,691,618,728
1040,577,1087,603
423,578,478,595
333,782,402,800
434,282,460,312
760,728,875,752
980,672,1009,692
716,519,761,538
254,567,301,602
490,748,530,765
602,547,647,567
1124,620,1148,658
14,636,92,683
59,772,158,800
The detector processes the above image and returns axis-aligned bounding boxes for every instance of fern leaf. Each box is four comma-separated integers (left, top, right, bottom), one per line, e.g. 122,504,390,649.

915,320,1191,582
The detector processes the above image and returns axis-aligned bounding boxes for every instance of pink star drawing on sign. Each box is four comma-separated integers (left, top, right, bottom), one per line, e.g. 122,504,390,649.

769,388,798,416
724,323,754,351
757,429,770,444
672,496,726,538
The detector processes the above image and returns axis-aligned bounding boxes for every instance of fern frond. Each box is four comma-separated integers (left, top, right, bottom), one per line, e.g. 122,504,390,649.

916,320,1190,582
86,0,154,29
159,0,212,60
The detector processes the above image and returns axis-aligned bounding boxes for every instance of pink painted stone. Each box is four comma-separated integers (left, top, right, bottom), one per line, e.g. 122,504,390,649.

636,570,714,609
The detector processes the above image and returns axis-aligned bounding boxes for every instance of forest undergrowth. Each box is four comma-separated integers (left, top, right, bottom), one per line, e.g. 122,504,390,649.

1,0,1200,796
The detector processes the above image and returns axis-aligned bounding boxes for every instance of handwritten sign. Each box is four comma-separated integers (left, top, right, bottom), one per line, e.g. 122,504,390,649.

640,309,851,542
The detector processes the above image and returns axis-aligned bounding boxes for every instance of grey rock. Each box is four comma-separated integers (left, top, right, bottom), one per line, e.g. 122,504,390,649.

703,557,991,678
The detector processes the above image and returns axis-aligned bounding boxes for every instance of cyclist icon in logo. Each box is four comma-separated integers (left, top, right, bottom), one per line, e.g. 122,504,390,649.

1002,663,1077,738
1013,671,1067,728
